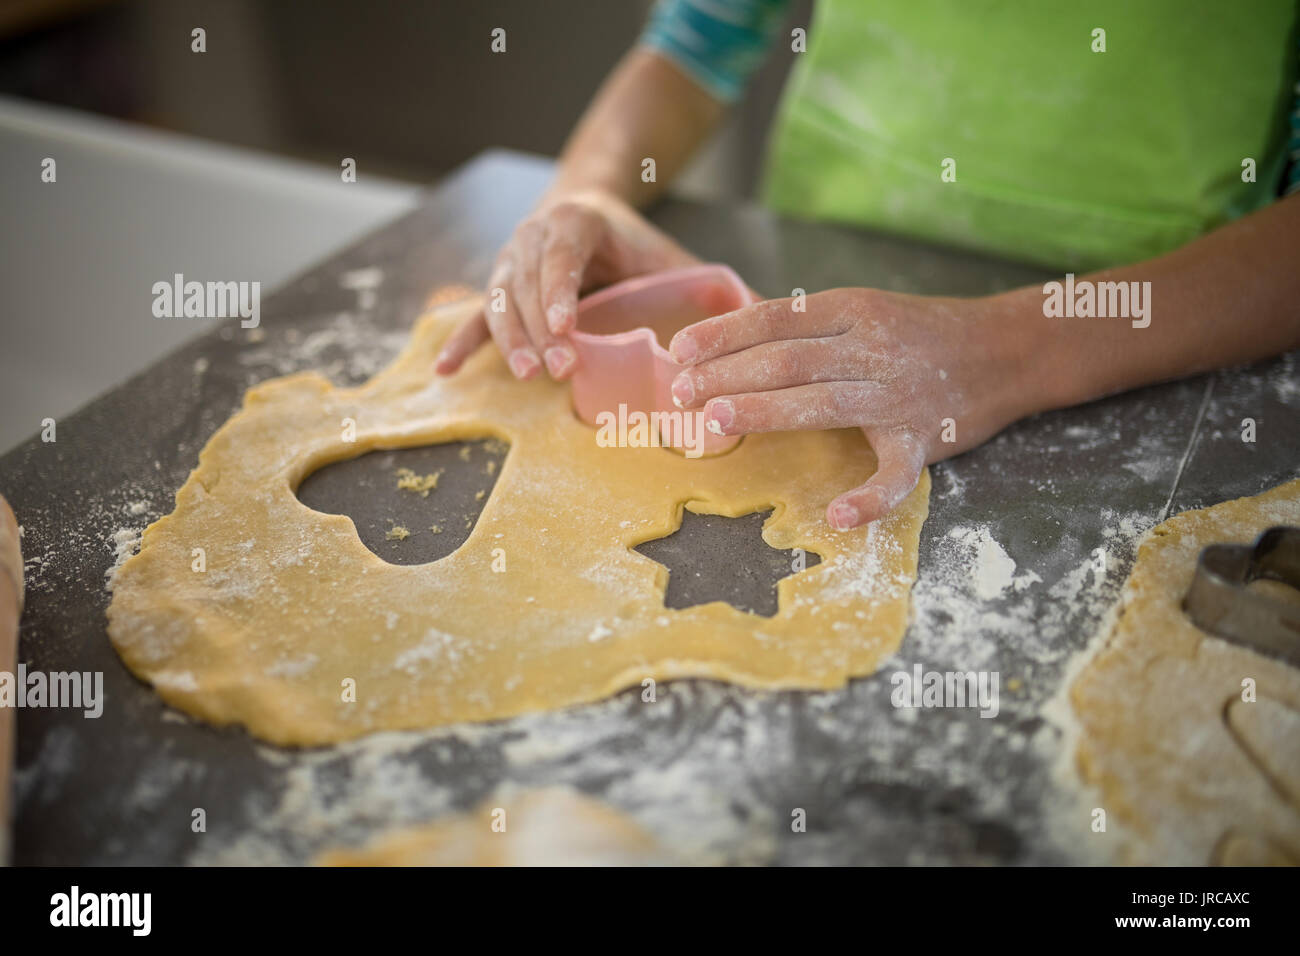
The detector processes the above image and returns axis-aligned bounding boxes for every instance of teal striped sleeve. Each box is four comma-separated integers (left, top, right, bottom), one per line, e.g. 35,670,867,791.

639,0,792,103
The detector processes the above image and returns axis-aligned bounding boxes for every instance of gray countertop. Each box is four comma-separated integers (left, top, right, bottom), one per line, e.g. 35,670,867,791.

0,95,419,455
5,149,1297,864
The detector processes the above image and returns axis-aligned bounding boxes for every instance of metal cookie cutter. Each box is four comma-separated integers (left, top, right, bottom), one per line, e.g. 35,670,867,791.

569,264,757,457
1182,525,1300,666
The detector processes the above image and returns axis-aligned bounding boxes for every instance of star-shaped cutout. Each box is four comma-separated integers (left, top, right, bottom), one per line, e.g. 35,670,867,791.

634,509,821,617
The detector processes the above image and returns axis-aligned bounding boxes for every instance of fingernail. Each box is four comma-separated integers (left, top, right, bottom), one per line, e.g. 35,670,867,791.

671,374,694,407
671,335,697,364
706,399,733,433
830,503,860,531
546,303,573,334
544,345,575,378
508,348,540,379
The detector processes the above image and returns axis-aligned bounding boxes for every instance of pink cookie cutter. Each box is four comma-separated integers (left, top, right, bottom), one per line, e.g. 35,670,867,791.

570,264,757,457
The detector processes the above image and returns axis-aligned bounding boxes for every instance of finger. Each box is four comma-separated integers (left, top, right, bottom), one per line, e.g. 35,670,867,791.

539,205,602,336
484,261,541,380
509,224,570,379
826,428,927,531
434,311,491,375
669,296,852,365
700,381,885,436
671,337,858,409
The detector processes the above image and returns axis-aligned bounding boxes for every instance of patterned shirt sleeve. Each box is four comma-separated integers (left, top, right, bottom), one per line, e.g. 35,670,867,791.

639,0,792,103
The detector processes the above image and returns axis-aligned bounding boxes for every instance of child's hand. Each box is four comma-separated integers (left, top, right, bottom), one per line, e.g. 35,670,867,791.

435,190,699,380
667,288,1039,530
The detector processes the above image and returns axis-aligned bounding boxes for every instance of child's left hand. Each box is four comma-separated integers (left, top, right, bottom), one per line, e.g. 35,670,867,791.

667,287,1039,530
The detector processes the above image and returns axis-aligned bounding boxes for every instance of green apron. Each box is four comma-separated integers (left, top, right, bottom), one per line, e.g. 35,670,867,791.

762,0,1298,270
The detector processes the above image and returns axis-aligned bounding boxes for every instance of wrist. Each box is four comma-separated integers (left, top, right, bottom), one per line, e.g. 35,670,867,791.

537,181,615,212
980,285,1079,423
544,158,642,210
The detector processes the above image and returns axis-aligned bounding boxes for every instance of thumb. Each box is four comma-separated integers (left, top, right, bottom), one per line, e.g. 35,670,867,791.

434,310,491,375
827,427,927,531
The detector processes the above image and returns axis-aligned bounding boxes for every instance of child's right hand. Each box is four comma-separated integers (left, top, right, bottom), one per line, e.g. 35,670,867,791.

434,189,700,381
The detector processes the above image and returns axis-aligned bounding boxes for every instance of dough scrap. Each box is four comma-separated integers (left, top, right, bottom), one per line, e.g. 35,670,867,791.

1070,478,1300,865
395,467,441,496
317,787,671,866
107,298,930,746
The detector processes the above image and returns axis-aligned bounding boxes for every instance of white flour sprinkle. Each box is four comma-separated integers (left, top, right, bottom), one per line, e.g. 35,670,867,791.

945,525,1038,601
394,628,461,672
265,655,320,679
152,670,199,692
107,527,143,585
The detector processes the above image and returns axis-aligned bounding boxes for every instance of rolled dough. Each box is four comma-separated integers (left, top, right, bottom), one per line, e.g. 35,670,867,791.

1070,478,1300,864
317,787,671,866
107,297,930,746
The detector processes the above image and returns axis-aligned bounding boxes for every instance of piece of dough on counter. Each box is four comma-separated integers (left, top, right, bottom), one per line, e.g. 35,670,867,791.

318,788,671,866
107,297,930,745
1070,478,1300,865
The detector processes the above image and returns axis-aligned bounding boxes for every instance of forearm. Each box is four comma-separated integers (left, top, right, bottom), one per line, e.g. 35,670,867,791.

997,193,1300,416
546,47,725,208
